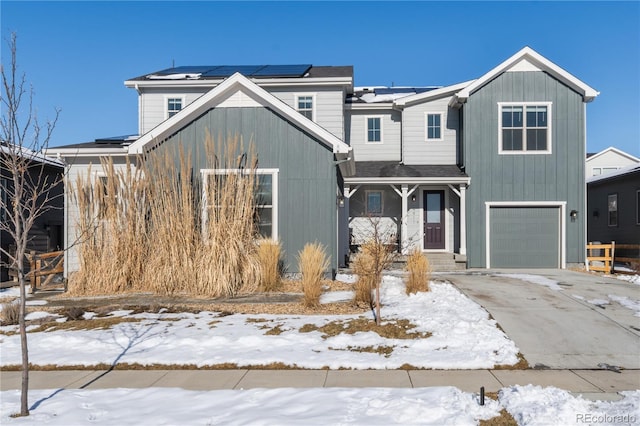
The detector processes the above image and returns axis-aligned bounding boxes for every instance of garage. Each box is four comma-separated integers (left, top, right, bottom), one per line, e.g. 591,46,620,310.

488,205,562,268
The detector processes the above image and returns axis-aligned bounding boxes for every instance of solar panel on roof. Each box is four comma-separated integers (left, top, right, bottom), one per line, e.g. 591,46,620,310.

202,65,265,77
251,64,312,77
155,66,216,75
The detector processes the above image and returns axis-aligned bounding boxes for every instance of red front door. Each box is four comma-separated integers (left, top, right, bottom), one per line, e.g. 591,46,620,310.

424,190,445,249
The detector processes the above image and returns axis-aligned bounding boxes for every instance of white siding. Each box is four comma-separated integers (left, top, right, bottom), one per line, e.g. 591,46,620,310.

347,109,401,161
61,155,131,276
139,85,346,140
586,151,639,177
268,87,345,140
402,97,458,165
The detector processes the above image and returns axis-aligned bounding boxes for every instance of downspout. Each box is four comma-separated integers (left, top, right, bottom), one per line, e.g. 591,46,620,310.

583,102,588,268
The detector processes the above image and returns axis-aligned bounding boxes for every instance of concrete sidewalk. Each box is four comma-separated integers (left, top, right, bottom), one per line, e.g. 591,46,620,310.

2,369,638,401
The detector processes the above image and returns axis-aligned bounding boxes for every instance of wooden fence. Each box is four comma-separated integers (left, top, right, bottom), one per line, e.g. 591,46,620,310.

586,242,640,274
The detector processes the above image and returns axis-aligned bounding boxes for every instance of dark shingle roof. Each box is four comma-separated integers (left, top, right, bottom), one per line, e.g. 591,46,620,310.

354,161,467,178
128,65,353,81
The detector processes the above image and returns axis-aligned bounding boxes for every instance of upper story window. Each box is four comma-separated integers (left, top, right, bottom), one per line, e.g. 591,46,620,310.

592,167,620,177
167,97,183,118
366,116,382,143
426,113,443,140
296,95,314,120
498,102,552,154
608,193,618,227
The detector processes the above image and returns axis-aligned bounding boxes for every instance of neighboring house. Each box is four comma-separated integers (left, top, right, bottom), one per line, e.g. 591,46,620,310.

586,163,640,246
586,147,639,178
48,47,598,275
0,143,64,282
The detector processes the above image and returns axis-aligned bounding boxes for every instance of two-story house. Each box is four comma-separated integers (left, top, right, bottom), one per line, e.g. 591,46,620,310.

48,47,598,276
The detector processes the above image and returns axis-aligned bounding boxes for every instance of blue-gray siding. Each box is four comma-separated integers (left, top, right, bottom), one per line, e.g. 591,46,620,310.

159,106,340,273
463,71,586,268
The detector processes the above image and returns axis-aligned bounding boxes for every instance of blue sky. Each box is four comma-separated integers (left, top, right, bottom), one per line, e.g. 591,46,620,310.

2,1,639,156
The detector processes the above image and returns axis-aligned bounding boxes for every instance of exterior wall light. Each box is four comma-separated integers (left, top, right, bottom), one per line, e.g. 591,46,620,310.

570,210,578,222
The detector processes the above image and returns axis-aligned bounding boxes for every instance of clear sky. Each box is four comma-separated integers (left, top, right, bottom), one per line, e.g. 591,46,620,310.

1,1,639,156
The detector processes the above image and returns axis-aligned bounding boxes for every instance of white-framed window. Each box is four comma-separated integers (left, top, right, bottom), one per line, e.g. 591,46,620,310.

295,94,315,121
201,168,278,239
366,116,382,143
636,190,640,225
592,167,620,176
426,113,443,140
608,193,618,227
498,102,552,154
166,97,183,119
365,190,383,215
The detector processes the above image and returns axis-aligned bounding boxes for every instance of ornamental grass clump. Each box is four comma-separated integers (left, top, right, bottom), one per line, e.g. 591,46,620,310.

257,239,283,292
69,134,261,298
298,242,329,308
351,250,374,306
405,249,431,294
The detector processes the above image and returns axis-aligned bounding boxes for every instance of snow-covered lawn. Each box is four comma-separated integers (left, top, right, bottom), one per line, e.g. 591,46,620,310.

1,386,638,425
0,276,519,369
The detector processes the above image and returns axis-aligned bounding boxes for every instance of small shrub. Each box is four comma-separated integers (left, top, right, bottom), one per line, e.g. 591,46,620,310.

298,242,329,308
0,302,20,326
351,250,374,306
257,239,283,292
405,249,430,294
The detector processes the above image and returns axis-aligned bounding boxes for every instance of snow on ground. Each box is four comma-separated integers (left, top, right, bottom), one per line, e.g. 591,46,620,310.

1,386,638,426
494,273,563,291
0,276,520,369
614,274,640,285
608,295,640,317
319,290,353,304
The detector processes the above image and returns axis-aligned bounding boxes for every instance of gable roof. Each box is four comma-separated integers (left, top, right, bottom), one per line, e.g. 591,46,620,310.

2,142,64,168
585,146,640,164
452,47,599,105
127,73,354,173
393,80,475,108
586,162,640,184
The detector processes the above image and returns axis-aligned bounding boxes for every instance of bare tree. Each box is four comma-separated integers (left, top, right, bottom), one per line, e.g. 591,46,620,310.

0,33,61,417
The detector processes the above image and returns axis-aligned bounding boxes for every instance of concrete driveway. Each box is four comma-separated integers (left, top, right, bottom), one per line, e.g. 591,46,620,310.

440,269,640,371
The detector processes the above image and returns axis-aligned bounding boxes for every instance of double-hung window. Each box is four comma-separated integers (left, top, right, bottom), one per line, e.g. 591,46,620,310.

201,168,278,239
167,97,183,118
499,102,551,154
366,117,382,143
608,193,618,227
426,113,442,140
296,95,314,120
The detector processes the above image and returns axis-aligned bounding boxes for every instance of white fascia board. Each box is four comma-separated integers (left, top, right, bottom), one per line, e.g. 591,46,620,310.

2,144,65,168
586,146,640,163
394,80,475,108
344,176,470,185
45,147,130,158
345,103,395,111
455,47,599,103
125,76,352,90
128,72,352,156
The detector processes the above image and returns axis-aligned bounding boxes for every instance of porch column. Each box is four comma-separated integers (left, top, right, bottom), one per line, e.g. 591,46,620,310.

401,184,408,254
459,184,467,256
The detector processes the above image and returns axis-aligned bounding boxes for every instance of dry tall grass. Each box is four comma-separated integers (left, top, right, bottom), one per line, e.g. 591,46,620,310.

351,250,374,306
70,135,261,298
257,239,282,292
0,302,20,326
298,242,329,308
405,249,431,294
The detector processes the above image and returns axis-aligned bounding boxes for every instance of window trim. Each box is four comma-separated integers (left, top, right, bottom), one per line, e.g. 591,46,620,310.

165,96,185,120
591,166,621,177
498,102,552,155
425,112,444,141
636,190,640,226
201,168,279,240
607,193,618,227
365,190,383,216
365,116,383,144
295,93,316,122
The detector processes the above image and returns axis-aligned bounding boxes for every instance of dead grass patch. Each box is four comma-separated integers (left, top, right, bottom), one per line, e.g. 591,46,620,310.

28,317,143,333
479,392,518,426
492,353,529,370
329,345,395,357
264,325,285,335
0,302,20,326
300,318,431,340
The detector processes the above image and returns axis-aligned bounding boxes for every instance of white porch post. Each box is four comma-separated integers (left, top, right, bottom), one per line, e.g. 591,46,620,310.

401,184,408,254
459,184,467,256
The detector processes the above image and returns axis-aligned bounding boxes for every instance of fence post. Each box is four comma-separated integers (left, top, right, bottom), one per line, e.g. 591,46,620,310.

611,241,616,274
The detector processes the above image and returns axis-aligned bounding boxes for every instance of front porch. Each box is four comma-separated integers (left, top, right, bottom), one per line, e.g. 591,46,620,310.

341,162,470,266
